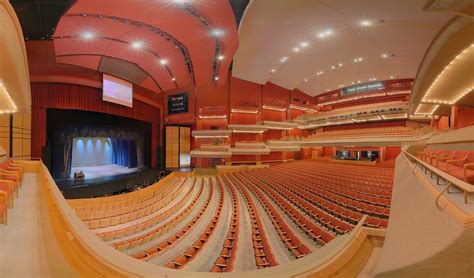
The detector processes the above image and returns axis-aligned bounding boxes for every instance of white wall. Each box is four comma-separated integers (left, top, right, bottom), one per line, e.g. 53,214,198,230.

71,137,113,167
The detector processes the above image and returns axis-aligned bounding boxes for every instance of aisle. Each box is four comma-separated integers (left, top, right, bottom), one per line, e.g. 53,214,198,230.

0,173,75,277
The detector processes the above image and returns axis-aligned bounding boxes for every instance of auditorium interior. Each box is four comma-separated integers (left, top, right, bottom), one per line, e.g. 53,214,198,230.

1,0,474,277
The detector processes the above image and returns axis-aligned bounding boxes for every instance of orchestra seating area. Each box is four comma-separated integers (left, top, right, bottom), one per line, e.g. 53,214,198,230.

72,160,393,272
0,160,24,224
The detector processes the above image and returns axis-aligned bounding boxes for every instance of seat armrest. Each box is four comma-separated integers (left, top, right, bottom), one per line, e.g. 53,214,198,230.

446,158,467,172
464,163,474,170
0,191,7,204
0,180,13,191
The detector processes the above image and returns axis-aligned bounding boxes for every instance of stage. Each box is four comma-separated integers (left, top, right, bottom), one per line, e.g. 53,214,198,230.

55,166,165,199
70,165,139,180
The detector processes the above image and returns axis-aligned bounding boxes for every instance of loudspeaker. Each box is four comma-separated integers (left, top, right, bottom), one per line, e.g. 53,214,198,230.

42,145,52,172
156,145,164,170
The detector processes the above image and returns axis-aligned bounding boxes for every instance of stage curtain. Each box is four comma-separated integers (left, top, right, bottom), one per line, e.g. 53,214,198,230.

128,140,138,168
112,139,138,168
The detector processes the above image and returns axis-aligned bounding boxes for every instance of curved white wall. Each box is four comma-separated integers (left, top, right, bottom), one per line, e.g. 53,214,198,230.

373,154,472,277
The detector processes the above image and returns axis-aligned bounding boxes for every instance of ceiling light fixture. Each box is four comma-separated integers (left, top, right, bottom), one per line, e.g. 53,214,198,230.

82,31,95,40
214,76,219,81
217,55,224,60
353,57,363,62
360,20,372,27
300,41,309,48
270,69,276,73
317,29,333,39
160,59,168,65
172,77,176,81
210,29,225,37
131,41,143,49
293,47,301,52
280,57,288,63
0,80,18,114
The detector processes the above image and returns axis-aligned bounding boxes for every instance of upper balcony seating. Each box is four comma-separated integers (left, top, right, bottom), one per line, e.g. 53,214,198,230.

277,127,414,142
417,148,474,184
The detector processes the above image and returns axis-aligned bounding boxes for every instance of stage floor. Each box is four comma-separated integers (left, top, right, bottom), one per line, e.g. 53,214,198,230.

70,165,139,180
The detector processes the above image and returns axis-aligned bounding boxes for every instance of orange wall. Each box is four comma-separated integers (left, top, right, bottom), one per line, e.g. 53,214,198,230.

385,146,401,160
457,107,474,128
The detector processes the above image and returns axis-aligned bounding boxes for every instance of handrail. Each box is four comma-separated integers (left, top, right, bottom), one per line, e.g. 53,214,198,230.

403,150,474,197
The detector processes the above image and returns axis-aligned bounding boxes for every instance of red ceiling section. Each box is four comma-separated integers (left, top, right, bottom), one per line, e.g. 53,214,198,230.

56,55,102,71
53,0,238,92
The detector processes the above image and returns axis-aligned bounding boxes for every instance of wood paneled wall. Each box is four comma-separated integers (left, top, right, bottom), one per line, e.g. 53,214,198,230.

0,112,31,159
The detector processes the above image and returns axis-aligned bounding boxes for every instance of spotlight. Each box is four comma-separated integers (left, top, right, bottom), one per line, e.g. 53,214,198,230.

360,20,372,27
293,47,300,52
300,41,309,48
217,55,224,60
172,77,176,81
160,59,168,65
82,31,94,40
214,76,219,81
271,69,276,73
131,41,143,49
211,29,224,37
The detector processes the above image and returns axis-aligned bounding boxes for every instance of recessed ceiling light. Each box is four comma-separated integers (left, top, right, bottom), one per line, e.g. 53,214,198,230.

210,29,224,37
390,76,394,79
214,76,219,81
303,78,308,82
338,63,343,67
317,29,333,39
353,57,363,62
331,65,336,69
160,59,168,65
360,20,372,27
357,80,361,83
300,41,309,48
382,53,389,58
316,71,324,75
280,57,288,63
293,47,300,52
131,41,143,49
172,77,176,81
271,69,276,73
218,55,224,60
82,31,94,40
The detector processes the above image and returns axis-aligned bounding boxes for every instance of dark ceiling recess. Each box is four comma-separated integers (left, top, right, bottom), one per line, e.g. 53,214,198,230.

10,0,75,40
229,0,250,27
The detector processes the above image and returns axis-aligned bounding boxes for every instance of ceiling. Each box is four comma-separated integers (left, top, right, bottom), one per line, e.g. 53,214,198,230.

10,0,249,94
0,1,31,113
232,0,453,96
